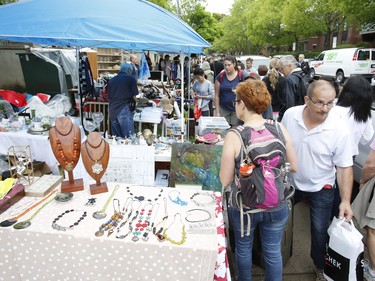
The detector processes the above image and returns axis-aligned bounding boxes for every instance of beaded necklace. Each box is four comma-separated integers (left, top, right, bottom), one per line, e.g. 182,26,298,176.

168,190,188,206
152,198,168,242
190,192,216,207
162,213,187,245
116,200,142,239
52,209,87,231
54,127,79,172
142,202,159,241
95,199,123,237
126,186,163,202
84,139,107,174
131,203,154,242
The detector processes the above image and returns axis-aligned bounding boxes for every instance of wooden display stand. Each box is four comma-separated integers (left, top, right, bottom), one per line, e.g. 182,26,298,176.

49,116,84,193
81,132,110,195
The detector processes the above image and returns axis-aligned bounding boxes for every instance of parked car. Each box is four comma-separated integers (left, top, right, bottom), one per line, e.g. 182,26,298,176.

353,100,375,184
309,48,375,83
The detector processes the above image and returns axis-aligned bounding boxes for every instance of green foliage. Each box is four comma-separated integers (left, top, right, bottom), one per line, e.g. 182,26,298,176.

0,0,16,4
147,0,172,11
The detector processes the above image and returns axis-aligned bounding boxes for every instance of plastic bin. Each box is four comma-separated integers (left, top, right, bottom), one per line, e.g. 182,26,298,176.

198,117,230,135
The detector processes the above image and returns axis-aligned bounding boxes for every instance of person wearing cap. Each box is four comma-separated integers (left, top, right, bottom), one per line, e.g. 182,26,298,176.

108,63,138,138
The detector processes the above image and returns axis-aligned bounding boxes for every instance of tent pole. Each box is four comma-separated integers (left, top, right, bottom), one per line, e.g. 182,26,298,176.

180,53,184,142
76,47,83,126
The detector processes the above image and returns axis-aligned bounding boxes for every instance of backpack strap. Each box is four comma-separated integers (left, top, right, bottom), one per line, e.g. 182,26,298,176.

218,70,225,83
219,70,244,83
229,126,248,165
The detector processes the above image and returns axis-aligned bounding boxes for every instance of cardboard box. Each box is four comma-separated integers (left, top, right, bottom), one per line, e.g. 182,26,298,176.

33,161,52,177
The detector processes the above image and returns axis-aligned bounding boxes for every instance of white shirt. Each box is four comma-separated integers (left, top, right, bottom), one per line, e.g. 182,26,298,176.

330,105,374,156
281,105,353,192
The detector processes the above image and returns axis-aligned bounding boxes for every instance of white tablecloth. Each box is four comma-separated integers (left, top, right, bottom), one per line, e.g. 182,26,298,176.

0,183,230,281
0,131,60,175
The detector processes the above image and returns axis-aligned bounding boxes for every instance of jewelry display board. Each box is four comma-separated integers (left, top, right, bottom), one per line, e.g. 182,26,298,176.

102,145,155,186
8,146,34,185
0,183,230,281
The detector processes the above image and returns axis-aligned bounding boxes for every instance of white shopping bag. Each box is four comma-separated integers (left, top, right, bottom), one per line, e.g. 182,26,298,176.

324,217,364,281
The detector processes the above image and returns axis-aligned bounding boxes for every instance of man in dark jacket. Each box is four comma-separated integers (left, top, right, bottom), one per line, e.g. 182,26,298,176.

278,55,307,121
298,54,310,76
108,63,138,138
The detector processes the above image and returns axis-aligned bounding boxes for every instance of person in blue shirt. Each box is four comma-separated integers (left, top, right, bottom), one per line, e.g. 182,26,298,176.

108,63,138,138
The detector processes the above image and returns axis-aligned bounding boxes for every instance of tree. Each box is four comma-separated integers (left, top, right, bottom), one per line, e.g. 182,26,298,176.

147,0,173,11
212,0,252,54
0,0,16,4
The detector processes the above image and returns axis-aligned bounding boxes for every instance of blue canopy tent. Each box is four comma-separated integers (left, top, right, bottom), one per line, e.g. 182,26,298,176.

0,0,211,137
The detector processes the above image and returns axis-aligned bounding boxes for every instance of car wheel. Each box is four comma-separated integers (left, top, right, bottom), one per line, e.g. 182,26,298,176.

309,68,315,79
336,71,344,83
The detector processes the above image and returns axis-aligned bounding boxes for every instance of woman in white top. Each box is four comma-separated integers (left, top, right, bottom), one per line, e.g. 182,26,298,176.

331,76,374,219
332,76,374,156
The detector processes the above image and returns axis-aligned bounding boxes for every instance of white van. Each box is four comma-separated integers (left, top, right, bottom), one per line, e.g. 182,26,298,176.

309,48,375,83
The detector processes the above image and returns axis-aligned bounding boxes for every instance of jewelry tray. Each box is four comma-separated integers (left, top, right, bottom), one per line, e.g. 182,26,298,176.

25,174,63,197
0,183,25,214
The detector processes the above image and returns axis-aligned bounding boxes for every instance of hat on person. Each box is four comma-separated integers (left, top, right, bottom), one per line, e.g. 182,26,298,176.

161,97,174,114
244,72,261,81
120,63,132,74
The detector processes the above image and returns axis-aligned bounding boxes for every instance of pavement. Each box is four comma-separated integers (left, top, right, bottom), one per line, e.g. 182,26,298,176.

226,201,369,281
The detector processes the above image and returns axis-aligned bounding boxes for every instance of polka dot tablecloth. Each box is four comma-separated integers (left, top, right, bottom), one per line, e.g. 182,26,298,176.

0,183,230,281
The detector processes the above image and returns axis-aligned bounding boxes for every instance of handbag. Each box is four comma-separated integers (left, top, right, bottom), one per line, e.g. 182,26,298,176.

323,217,364,281
193,98,202,121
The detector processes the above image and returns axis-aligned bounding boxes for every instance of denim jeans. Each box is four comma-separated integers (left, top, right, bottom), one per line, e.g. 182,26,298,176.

111,105,134,138
293,188,334,269
228,204,289,281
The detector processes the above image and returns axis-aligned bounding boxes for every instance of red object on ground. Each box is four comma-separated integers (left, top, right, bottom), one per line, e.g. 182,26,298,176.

36,93,51,102
0,90,27,107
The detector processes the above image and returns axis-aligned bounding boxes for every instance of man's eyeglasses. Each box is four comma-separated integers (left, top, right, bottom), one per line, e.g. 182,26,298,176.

308,96,335,108
232,99,241,107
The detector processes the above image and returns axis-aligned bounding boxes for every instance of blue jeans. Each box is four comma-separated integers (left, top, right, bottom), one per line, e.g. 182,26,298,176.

293,188,334,269
228,204,289,281
111,105,134,138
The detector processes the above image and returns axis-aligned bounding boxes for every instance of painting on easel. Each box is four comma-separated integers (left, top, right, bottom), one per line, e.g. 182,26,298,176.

169,143,223,192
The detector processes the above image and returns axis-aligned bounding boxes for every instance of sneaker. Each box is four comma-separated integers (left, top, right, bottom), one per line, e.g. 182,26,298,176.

364,263,375,281
315,267,327,281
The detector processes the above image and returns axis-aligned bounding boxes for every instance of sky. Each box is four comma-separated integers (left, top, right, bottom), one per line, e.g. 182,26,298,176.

205,0,234,15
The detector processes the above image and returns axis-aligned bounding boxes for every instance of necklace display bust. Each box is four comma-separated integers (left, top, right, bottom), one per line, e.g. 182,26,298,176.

81,132,110,195
49,116,84,193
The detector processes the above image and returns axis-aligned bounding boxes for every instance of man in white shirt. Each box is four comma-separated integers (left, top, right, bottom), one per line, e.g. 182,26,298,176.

281,80,353,281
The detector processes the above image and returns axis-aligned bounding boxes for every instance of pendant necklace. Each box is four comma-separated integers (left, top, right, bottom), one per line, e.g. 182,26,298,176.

162,213,187,245
93,185,120,219
142,202,159,242
85,138,107,174
116,201,142,240
168,190,188,206
131,203,154,242
95,198,123,237
153,197,168,242
54,126,79,172
126,186,163,202
0,190,58,227
115,198,141,239
52,209,87,231
13,194,57,230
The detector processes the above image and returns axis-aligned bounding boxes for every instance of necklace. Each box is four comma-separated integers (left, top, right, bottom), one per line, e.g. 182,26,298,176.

87,136,103,148
13,194,57,229
95,199,123,237
162,213,187,245
55,128,79,172
168,190,188,206
185,208,212,223
84,140,107,174
126,186,163,202
93,185,120,219
55,119,73,136
153,198,168,242
142,203,159,241
116,201,142,240
131,203,154,242
0,190,58,227
190,192,216,207
115,199,141,239
52,209,87,231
